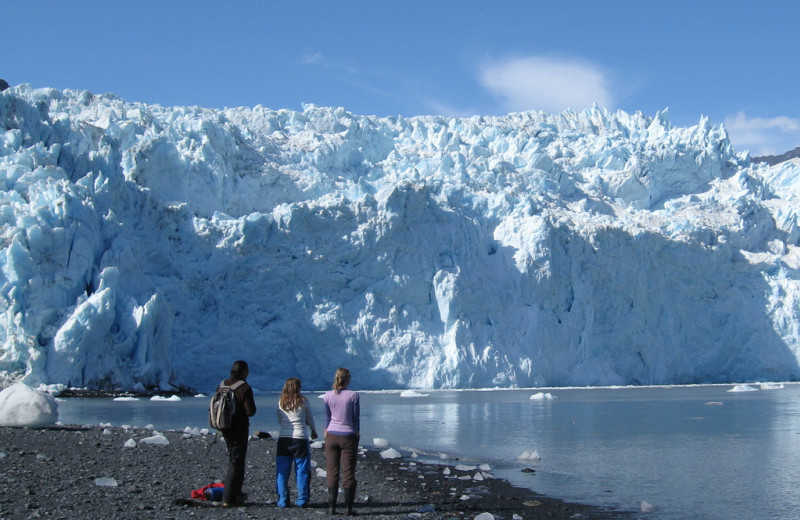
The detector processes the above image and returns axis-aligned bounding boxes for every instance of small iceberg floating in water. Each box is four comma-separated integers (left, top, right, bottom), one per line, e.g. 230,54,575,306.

529,392,555,400
517,450,541,461
728,385,758,392
400,390,429,397
150,395,181,401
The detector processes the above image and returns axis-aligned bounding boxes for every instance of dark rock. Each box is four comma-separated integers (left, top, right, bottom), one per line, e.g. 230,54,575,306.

0,424,635,519
752,146,800,166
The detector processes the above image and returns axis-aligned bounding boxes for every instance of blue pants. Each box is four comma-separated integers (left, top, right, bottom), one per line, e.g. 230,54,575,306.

276,438,311,507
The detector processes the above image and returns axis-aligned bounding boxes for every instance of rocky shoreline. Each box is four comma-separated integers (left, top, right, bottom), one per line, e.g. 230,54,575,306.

0,425,637,519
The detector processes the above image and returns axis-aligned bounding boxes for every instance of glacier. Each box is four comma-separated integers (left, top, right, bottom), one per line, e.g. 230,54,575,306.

0,84,799,392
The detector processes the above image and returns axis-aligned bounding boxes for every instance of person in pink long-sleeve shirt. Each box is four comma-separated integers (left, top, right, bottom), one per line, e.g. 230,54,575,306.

323,367,360,515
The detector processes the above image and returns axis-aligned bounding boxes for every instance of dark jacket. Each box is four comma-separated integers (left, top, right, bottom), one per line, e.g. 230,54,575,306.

221,378,257,428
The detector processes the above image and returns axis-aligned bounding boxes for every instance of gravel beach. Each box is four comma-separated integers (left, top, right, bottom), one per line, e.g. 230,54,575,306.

0,425,636,520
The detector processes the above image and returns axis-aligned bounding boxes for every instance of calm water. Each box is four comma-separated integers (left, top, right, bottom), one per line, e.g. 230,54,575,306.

56,384,800,520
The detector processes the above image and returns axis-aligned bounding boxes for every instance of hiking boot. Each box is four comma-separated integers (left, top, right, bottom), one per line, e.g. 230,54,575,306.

344,486,357,516
328,487,338,515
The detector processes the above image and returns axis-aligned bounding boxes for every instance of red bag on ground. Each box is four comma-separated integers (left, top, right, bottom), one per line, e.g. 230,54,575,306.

191,482,224,501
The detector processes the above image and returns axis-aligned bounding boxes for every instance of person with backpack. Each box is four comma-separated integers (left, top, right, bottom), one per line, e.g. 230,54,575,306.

323,367,360,515
275,377,318,508
216,360,256,507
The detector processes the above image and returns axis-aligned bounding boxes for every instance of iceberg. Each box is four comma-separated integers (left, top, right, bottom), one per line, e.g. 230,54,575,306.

0,382,59,427
0,85,799,392
380,447,402,459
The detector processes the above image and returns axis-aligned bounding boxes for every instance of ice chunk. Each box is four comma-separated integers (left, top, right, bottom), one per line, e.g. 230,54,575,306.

380,448,402,459
95,477,118,487
530,392,555,400
728,385,758,392
0,383,59,428
373,437,389,447
517,450,541,461
139,434,169,445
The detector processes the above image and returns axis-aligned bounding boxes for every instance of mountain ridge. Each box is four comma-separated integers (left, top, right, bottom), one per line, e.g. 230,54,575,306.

752,146,800,166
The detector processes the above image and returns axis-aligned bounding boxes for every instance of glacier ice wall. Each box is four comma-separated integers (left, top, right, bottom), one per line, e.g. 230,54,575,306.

0,85,798,392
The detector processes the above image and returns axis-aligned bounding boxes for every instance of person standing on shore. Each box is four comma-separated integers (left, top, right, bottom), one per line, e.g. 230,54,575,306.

218,360,257,507
323,367,360,515
276,377,318,508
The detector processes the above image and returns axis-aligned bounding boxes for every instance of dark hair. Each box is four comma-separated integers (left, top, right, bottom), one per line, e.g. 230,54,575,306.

230,360,249,380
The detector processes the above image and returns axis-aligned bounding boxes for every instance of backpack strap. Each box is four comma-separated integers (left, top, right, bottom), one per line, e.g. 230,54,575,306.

230,380,246,390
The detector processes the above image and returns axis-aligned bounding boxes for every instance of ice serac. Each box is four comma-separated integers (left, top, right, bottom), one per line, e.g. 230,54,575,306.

0,86,798,392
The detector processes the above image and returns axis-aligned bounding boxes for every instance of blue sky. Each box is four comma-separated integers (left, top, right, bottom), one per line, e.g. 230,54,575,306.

5,1,800,156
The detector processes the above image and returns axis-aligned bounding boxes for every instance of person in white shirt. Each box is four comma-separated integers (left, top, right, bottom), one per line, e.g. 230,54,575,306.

276,377,318,508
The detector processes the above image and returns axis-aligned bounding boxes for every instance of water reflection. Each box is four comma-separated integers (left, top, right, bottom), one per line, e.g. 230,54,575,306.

54,385,800,520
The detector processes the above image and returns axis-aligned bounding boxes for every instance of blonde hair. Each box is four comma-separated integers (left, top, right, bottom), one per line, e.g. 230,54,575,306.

279,377,305,411
332,367,351,394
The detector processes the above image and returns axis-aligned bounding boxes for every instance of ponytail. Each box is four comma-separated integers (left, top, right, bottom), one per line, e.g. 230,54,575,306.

332,367,351,394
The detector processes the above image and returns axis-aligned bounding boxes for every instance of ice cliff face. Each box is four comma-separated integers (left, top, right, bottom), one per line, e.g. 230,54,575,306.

1,85,798,392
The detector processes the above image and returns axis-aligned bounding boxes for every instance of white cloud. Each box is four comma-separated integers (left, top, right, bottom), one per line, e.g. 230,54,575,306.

422,98,481,118
479,55,614,114
724,111,800,157
300,52,327,67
